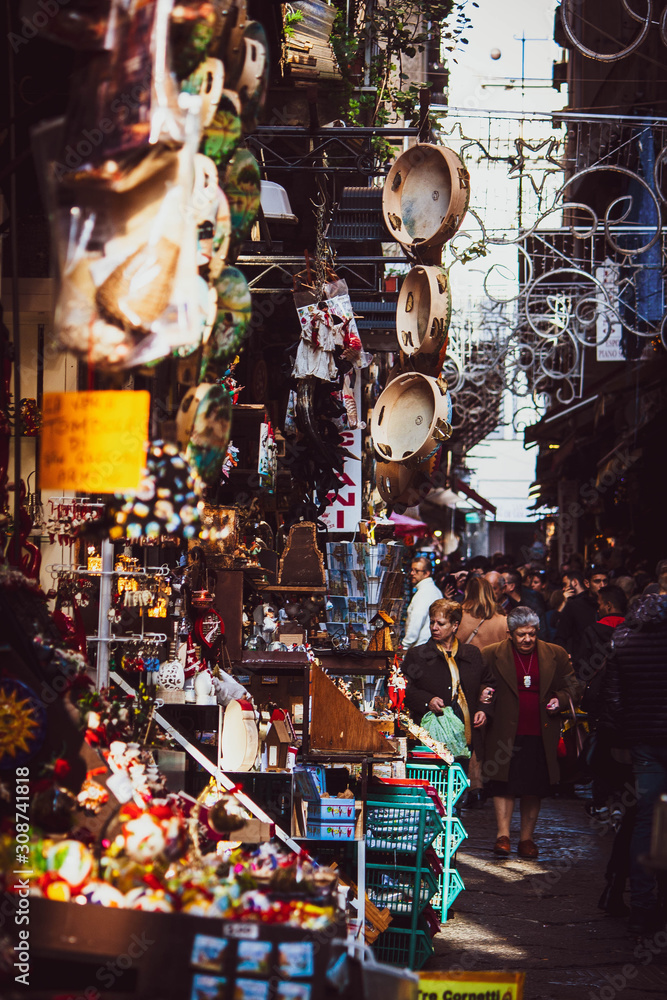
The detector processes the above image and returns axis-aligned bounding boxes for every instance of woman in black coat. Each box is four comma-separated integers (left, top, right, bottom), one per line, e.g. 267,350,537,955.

401,599,495,767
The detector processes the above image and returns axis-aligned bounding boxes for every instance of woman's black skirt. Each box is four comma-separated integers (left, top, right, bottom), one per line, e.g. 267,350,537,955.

485,734,552,798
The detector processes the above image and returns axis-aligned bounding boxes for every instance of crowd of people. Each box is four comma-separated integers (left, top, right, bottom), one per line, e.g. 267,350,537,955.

399,549,667,936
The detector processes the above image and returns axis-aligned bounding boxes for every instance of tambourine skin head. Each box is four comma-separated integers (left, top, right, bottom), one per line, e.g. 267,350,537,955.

382,144,470,252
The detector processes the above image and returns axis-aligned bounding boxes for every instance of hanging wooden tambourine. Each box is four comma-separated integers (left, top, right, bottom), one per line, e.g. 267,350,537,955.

375,449,440,505
370,372,452,464
396,265,452,358
375,460,418,504
382,144,470,253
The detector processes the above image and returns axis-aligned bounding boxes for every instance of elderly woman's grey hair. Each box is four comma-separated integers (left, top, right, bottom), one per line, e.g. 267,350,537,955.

507,606,541,632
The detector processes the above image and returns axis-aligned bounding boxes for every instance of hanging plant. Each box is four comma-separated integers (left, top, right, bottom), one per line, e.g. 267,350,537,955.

330,0,476,159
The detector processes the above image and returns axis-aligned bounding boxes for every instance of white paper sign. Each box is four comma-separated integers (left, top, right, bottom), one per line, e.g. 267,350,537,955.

596,262,625,362
320,377,362,532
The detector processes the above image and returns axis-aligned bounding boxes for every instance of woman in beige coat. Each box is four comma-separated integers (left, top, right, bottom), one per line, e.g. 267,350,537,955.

458,577,508,806
458,576,508,648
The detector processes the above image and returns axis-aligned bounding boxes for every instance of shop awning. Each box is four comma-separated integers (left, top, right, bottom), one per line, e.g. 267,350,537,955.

389,511,430,536
524,394,599,445
453,478,497,516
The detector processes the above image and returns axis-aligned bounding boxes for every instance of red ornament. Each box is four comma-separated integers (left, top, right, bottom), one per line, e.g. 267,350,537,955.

53,759,71,778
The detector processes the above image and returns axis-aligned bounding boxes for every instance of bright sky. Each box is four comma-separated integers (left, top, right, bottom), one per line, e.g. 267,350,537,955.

447,0,563,116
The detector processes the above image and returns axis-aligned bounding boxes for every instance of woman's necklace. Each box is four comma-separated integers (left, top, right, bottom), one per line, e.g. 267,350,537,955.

518,650,536,688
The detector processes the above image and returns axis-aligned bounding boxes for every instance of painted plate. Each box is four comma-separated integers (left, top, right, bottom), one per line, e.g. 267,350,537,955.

206,266,252,361
223,149,261,242
0,677,47,769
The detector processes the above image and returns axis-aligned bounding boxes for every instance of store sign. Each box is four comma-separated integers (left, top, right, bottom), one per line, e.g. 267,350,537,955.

40,391,149,492
595,261,624,362
320,378,362,532
418,971,524,1000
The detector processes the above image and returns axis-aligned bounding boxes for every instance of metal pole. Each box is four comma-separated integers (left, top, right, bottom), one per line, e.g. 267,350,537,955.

7,0,21,563
96,538,114,688
35,323,44,495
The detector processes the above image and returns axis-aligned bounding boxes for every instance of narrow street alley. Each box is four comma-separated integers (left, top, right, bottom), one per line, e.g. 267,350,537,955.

431,798,667,1000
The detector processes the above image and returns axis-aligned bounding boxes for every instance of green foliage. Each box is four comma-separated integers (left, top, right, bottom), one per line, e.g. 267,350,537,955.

283,9,304,39
330,0,473,161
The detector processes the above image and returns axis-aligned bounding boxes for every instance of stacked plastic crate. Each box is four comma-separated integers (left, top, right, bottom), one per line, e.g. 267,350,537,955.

365,781,446,969
406,758,469,922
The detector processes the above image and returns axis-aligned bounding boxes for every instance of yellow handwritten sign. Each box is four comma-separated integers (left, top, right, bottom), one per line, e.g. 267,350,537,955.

40,391,150,493
418,971,524,1000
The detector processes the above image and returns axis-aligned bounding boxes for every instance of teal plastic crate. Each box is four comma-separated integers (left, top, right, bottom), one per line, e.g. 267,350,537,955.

432,815,467,861
373,925,435,970
432,868,465,913
365,799,443,852
406,760,469,809
366,863,438,915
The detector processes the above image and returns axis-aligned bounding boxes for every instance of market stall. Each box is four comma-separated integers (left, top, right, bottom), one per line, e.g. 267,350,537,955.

1,1,476,995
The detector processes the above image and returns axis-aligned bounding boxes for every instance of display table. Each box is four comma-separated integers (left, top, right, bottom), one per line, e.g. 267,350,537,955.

19,898,341,1000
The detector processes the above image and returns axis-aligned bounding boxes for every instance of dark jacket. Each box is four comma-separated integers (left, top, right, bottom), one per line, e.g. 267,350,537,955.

579,618,624,724
601,595,667,746
401,638,494,759
481,638,579,785
554,591,598,672
501,589,547,638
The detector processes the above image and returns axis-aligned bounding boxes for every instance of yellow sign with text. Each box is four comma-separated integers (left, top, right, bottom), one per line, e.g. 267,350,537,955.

418,971,524,1000
40,391,150,493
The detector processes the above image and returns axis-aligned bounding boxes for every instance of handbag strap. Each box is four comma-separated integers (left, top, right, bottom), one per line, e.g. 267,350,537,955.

463,617,484,644
566,692,585,755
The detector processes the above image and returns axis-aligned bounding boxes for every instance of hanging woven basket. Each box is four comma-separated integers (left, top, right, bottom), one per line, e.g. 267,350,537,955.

382,144,470,253
396,265,452,357
371,372,452,464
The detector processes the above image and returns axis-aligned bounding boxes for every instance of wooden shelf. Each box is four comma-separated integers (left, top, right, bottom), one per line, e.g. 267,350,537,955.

256,585,327,593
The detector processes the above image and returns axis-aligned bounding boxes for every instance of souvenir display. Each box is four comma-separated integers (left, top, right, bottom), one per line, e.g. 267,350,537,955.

1,0,485,985
224,149,262,243
0,677,47,769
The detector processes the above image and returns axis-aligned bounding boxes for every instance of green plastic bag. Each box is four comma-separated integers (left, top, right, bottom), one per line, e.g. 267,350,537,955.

421,707,471,760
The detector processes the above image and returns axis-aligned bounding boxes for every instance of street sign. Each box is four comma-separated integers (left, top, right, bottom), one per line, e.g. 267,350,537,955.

418,971,525,1000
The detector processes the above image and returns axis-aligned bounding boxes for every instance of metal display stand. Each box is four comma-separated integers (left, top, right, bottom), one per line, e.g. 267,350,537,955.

48,544,171,688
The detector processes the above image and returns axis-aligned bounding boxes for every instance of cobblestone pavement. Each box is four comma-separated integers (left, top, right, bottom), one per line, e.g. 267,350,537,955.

427,797,667,1000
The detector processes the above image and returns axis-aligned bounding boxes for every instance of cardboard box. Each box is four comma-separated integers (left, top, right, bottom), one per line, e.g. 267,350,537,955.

305,820,357,841
307,798,356,822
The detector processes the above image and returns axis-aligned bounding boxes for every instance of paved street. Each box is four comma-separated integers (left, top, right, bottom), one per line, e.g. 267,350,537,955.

429,797,667,1000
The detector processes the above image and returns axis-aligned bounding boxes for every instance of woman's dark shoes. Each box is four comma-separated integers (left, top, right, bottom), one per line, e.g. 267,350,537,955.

493,836,511,856
517,839,539,859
